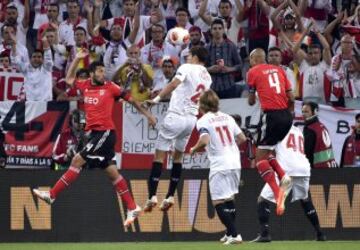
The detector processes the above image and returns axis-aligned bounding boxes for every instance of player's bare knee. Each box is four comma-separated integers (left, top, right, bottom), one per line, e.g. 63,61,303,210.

71,154,85,168
154,149,167,162
173,150,184,163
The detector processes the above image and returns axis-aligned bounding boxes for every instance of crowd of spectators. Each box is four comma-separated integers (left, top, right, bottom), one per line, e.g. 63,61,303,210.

0,0,358,106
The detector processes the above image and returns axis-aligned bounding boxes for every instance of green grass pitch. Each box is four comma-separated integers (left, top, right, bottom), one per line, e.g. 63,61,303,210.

0,241,359,250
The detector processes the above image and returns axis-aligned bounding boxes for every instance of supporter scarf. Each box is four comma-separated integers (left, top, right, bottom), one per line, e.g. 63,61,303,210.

40,0,50,14
148,41,164,67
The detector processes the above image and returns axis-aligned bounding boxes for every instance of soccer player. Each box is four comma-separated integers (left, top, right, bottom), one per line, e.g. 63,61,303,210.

252,125,326,242
190,89,246,245
247,48,294,216
143,46,212,212
33,49,157,227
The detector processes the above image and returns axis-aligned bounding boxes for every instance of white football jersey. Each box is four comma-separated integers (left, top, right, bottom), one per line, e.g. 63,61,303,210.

197,111,242,175
275,125,311,177
168,64,212,116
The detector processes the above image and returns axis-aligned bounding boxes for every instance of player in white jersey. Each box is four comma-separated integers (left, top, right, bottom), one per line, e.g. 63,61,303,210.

143,46,212,212
252,125,326,242
190,90,247,245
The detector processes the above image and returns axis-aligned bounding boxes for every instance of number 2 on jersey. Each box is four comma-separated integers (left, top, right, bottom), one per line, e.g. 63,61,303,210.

286,133,304,154
215,126,232,146
268,72,281,94
190,84,206,104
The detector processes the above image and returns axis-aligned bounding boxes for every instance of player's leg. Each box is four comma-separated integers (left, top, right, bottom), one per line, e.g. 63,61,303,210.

159,114,196,211
252,195,272,243
294,177,326,241
33,153,85,205
145,149,167,212
105,164,141,227
211,170,242,245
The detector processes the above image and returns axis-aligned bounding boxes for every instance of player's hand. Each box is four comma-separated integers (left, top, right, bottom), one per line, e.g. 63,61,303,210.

147,115,157,128
0,157,6,169
142,99,156,109
189,147,196,155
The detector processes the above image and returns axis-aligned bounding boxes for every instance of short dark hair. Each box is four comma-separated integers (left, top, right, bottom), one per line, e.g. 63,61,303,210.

6,5,18,11
31,49,44,57
200,89,219,113
48,3,59,11
302,101,319,114
76,68,90,78
268,47,282,53
190,46,208,64
89,61,105,73
211,19,225,29
219,0,232,8
356,113,360,121
74,26,87,35
1,24,16,35
67,0,80,6
175,7,190,17
308,44,321,51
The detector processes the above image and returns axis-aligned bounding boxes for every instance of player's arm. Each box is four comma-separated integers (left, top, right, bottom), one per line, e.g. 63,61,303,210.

190,132,210,154
65,49,89,86
247,70,257,106
286,90,295,112
145,77,181,105
127,96,157,127
235,132,247,146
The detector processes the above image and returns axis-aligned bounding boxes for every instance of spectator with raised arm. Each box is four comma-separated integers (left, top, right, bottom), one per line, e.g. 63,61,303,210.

11,33,53,101
113,45,154,102
292,19,332,104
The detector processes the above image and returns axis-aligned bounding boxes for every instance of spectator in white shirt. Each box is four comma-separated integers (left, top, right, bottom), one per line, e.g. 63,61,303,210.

58,0,92,46
0,24,29,66
11,34,53,101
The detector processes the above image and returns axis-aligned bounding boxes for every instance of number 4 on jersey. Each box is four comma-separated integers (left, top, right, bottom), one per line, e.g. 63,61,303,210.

268,72,281,94
286,133,304,154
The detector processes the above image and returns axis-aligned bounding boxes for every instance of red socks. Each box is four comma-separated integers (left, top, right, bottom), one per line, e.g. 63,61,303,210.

113,175,136,210
256,160,280,200
50,166,81,199
268,155,286,180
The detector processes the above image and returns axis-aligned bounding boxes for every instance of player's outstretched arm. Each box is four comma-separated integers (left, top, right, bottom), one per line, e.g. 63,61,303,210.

190,134,210,154
128,97,157,127
236,132,247,146
144,78,181,106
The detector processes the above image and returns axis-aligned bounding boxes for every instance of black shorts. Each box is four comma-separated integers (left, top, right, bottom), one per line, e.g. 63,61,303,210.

257,109,293,149
80,130,116,169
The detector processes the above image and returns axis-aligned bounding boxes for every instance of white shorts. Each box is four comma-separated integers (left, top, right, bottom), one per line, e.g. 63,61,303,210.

209,169,241,201
260,176,310,203
156,112,197,152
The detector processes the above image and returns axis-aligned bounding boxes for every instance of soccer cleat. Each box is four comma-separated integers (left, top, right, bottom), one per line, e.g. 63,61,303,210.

143,196,158,213
123,205,142,227
223,234,242,245
276,175,292,216
250,234,272,243
220,234,229,243
32,189,55,205
316,232,327,241
159,196,175,212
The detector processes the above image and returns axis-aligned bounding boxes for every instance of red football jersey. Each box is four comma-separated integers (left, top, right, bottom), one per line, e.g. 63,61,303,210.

247,64,292,111
75,79,130,131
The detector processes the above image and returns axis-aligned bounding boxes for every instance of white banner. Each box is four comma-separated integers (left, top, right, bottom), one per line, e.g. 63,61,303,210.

0,69,23,101
121,98,359,168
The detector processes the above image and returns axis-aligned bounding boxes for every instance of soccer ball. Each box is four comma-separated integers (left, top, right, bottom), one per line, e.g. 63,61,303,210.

168,27,190,46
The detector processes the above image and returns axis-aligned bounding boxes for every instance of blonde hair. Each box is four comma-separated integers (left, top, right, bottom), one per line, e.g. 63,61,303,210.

199,89,219,113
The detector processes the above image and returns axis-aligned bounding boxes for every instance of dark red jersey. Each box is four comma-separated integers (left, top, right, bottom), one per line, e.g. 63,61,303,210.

75,79,130,130
247,64,291,111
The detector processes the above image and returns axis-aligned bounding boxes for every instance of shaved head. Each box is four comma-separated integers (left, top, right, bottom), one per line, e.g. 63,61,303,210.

249,48,266,67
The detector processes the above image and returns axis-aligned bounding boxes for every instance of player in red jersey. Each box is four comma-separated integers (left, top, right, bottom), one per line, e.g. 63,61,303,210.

33,49,156,227
247,48,295,216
